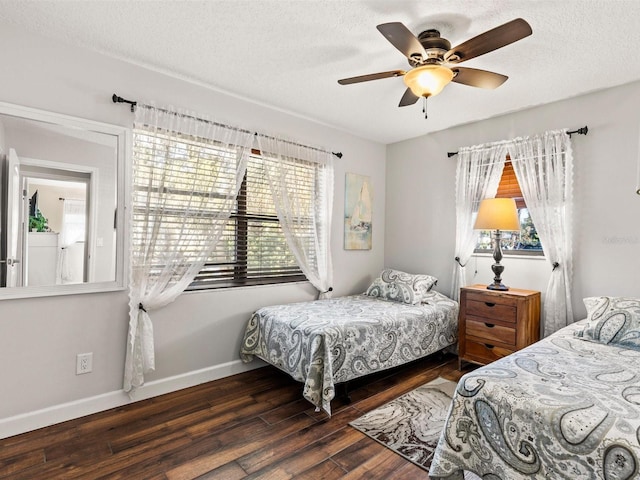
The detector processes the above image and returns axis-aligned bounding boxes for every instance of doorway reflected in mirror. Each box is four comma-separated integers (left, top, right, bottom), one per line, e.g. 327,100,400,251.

26,177,88,286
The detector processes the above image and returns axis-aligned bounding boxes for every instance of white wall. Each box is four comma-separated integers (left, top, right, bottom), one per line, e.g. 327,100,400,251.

386,80,640,321
0,24,386,438
0,118,5,155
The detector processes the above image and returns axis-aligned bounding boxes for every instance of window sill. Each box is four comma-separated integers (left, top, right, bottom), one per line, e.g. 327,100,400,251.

184,279,312,294
472,251,546,260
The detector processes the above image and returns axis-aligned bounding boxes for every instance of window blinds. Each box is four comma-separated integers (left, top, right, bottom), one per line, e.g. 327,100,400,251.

191,153,310,288
132,128,309,289
495,158,525,209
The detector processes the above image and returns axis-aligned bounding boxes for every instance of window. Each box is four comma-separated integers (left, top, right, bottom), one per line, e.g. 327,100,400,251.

475,158,543,255
192,149,310,289
132,130,308,291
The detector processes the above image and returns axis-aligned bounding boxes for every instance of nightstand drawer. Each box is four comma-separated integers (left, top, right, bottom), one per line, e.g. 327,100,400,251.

466,318,516,345
466,299,517,323
465,339,514,363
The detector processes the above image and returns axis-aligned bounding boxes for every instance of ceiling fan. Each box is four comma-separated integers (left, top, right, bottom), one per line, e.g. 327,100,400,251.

337,18,532,117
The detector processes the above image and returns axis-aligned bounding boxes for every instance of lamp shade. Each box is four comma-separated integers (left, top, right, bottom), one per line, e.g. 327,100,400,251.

474,198,520,231
403,65,454,97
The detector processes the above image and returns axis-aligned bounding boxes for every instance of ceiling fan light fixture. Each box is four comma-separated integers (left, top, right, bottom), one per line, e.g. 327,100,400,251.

403,65,454,97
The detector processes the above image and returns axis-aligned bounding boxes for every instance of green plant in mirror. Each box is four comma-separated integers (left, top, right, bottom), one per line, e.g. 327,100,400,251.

29,210,49,232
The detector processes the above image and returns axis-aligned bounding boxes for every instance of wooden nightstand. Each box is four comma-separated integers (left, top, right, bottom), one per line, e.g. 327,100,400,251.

458,284,540,369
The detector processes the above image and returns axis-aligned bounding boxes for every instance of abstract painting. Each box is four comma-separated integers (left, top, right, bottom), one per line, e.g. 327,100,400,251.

344,172,372,250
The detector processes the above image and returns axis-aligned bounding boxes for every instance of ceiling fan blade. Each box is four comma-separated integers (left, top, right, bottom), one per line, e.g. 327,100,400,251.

451,67,508,89
445,18,532,64
377,22,427,60
338,70,405,85
398,88,419,107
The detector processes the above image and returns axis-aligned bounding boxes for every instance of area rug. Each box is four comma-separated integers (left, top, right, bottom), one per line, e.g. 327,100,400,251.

349,377,457,472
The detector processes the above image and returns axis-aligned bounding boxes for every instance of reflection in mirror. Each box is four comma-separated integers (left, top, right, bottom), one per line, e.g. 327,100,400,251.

25,174,90,286
0,102,127,298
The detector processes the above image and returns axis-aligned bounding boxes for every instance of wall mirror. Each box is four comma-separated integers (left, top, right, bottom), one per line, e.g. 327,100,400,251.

0,102,128,299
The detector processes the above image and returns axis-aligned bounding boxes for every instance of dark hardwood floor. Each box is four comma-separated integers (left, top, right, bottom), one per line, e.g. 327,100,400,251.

0,353,471,479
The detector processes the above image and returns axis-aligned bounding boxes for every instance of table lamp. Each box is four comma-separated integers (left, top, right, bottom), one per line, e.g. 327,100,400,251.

474,198,520,291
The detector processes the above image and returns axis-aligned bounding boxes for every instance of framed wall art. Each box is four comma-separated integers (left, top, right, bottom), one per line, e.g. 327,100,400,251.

344,172,372,250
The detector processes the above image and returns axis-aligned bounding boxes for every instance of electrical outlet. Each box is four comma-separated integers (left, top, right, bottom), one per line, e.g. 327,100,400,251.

76,352,93,375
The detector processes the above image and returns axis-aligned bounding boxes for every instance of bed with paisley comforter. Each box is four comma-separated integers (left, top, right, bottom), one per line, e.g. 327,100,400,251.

429,295,640,480
240,290,458,415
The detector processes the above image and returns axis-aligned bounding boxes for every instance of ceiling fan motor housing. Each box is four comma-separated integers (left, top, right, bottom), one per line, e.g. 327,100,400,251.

410,29,452,66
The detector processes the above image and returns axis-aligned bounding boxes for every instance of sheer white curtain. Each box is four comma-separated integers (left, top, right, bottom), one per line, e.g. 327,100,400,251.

125,105,255,394
56,198,86,284
509,130,574,336
451,143,507,301
257,135,334,298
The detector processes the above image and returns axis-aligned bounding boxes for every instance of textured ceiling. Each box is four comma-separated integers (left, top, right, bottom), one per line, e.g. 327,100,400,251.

1,0,640,144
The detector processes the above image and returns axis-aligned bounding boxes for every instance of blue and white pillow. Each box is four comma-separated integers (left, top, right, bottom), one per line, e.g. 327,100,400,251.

364,268,437,305
578,296,640,351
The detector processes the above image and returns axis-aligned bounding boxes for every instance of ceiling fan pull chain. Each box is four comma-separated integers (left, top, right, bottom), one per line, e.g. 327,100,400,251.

423,96,428,119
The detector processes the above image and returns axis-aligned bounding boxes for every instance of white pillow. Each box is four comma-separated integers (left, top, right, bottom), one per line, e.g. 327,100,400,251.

364,268,438,305
578,296,640,351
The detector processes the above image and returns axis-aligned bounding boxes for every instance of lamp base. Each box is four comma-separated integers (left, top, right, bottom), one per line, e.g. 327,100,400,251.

486,229,510,291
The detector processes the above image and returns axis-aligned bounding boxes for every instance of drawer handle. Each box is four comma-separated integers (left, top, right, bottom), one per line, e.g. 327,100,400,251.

485,323,495,328
484,302,496,307
484,344,495,349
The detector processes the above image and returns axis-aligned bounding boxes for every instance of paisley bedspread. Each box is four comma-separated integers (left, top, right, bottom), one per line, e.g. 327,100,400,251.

240,292,458,415
429,321,640,480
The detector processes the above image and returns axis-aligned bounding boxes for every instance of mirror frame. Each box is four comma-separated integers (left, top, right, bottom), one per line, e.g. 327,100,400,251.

0,101,129,299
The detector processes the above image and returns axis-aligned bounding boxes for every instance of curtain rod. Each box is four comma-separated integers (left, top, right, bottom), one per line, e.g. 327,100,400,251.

112,94,343,159
446,126,588,158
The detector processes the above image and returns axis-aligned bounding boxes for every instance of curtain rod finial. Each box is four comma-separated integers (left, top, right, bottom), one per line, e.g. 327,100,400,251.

112,93,137,112
567,126,588,137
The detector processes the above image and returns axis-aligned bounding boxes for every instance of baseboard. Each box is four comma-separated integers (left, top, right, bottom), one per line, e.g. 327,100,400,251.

0,359,265,440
